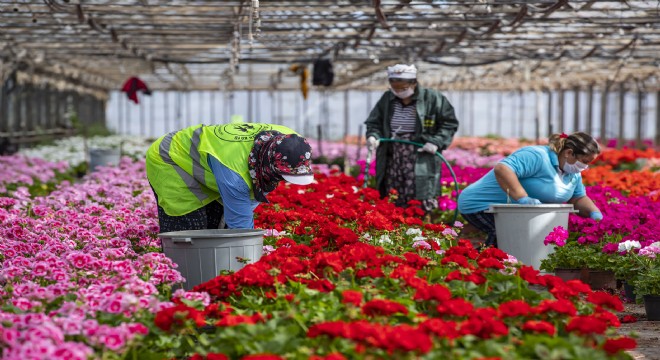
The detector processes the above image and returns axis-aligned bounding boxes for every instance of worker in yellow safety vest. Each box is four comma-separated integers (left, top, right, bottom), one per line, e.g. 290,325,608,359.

146,122,314,232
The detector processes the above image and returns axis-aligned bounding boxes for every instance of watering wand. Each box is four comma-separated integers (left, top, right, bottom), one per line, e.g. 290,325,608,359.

361,138,460,224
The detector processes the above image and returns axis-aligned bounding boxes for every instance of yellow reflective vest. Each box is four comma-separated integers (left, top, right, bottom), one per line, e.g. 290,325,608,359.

146,123,297,216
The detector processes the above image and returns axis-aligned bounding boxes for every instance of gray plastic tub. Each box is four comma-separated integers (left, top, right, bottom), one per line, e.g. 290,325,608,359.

158,229,265,290
486,204,577,270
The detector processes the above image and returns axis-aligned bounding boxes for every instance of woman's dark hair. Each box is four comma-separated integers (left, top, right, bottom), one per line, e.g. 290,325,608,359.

548,132,601,156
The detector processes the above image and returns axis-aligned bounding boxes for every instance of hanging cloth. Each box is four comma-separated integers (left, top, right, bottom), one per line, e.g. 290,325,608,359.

121,76,152,104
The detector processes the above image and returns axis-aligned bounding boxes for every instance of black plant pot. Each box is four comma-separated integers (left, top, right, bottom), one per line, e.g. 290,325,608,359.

643,295,660,321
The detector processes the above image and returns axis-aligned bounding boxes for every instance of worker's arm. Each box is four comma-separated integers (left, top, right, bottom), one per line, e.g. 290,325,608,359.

568,196,601,218
421,91,459,151
364,93,387,139
567,174,601,219
208,156,260,229
493,163,529,201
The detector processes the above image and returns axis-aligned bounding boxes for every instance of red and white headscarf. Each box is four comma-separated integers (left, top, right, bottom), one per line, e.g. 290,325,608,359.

248,131,313,202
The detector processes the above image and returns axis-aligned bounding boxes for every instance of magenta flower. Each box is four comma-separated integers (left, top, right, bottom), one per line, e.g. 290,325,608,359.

544,226,569,247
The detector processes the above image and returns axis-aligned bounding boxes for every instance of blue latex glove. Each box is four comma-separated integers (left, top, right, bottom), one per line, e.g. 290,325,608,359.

517,196,542,205
590,211,603,221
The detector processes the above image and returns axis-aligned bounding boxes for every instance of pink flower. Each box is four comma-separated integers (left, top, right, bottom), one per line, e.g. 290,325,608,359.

100,332,125,350
543,226,568,247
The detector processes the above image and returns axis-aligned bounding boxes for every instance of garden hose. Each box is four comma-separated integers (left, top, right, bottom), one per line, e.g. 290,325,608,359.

363,138,460,224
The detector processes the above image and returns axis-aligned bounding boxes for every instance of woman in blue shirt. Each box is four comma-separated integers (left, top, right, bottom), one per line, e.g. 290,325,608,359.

458,132,603,248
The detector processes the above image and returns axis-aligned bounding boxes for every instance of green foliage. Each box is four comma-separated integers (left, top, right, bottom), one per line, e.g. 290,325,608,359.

632,263,660,296
540,241,615,273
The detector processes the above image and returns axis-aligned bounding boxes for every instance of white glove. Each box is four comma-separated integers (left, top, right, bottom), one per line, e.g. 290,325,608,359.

417,142,438,154
367,136,380,150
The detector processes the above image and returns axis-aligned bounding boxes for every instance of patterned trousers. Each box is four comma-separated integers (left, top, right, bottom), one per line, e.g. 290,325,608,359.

151,186,225,233
460,211,498,247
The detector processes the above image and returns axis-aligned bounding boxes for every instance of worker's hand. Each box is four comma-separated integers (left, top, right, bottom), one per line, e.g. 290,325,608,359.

590,211,603,221
417,142,439,154
517,196,542,205
367,136,380,150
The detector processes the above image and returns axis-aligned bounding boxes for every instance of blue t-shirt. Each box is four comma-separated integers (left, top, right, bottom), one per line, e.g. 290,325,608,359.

207,156,261,229
457,145,586,214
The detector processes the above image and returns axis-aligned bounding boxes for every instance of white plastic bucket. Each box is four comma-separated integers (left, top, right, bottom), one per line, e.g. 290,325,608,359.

88,148,121,172
158,229,265,290
486,204,577,270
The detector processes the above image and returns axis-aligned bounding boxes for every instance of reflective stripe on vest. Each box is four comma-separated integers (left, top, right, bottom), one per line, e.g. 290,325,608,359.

158,127,208,202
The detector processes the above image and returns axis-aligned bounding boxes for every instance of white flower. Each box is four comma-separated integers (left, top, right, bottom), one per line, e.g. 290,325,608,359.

326,194,334,199
412,235,427,242
406,228,422,236
362,233,372,240
352,186,359,193
617,240,641,253
377,235,392,245
297,189,305,194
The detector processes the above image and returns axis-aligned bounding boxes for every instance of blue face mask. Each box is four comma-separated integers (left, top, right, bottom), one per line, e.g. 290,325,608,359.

562,160,589,174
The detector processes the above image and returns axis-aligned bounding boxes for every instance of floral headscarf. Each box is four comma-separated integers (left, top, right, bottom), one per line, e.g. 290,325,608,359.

248,131,312,202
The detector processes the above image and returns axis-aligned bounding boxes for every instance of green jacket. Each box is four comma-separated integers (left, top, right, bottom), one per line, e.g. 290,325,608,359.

364,86,459,199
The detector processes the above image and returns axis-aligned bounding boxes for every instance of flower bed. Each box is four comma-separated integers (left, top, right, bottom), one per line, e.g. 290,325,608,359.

2,138,656,359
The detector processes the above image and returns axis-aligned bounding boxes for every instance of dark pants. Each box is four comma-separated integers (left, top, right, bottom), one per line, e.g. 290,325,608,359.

460,211,497,247
151,186,225,233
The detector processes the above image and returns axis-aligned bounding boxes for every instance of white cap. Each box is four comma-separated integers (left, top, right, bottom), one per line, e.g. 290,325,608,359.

387,64,417,79
281,174,315,185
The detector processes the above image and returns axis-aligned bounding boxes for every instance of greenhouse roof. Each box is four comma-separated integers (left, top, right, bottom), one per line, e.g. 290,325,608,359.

2,0,660,94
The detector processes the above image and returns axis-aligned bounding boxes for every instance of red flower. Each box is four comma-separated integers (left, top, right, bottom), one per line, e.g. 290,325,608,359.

518,266,543,285
216,313,264,327
310,354,347,360
436,298,474,317
441,254,470,268
477,257,505,270
602,337,637,354
403,252,429,269
413,283,452,302
362,299,409,317
522,320,556,336
565,315,609,335
535,299,577,316
306,279,335,292
586,291,624,312
240,355,284,360
498,300,532,318
207,354,230,360
341,290,363,306
621,315,637,323
154,304,206,332
419,318,459,339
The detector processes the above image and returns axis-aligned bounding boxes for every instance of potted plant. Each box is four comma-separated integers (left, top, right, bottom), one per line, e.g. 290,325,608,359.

540,236,617,290
632,263,660,320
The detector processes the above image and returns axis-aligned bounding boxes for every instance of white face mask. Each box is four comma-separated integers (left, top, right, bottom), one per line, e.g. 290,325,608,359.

562,160,589,174
391,88,414,99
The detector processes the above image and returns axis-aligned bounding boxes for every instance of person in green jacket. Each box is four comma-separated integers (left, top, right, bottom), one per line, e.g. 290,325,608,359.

146,123,314,232
365,64,459,215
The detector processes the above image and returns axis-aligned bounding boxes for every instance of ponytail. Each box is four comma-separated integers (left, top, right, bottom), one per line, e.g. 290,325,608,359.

548,132,600,156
